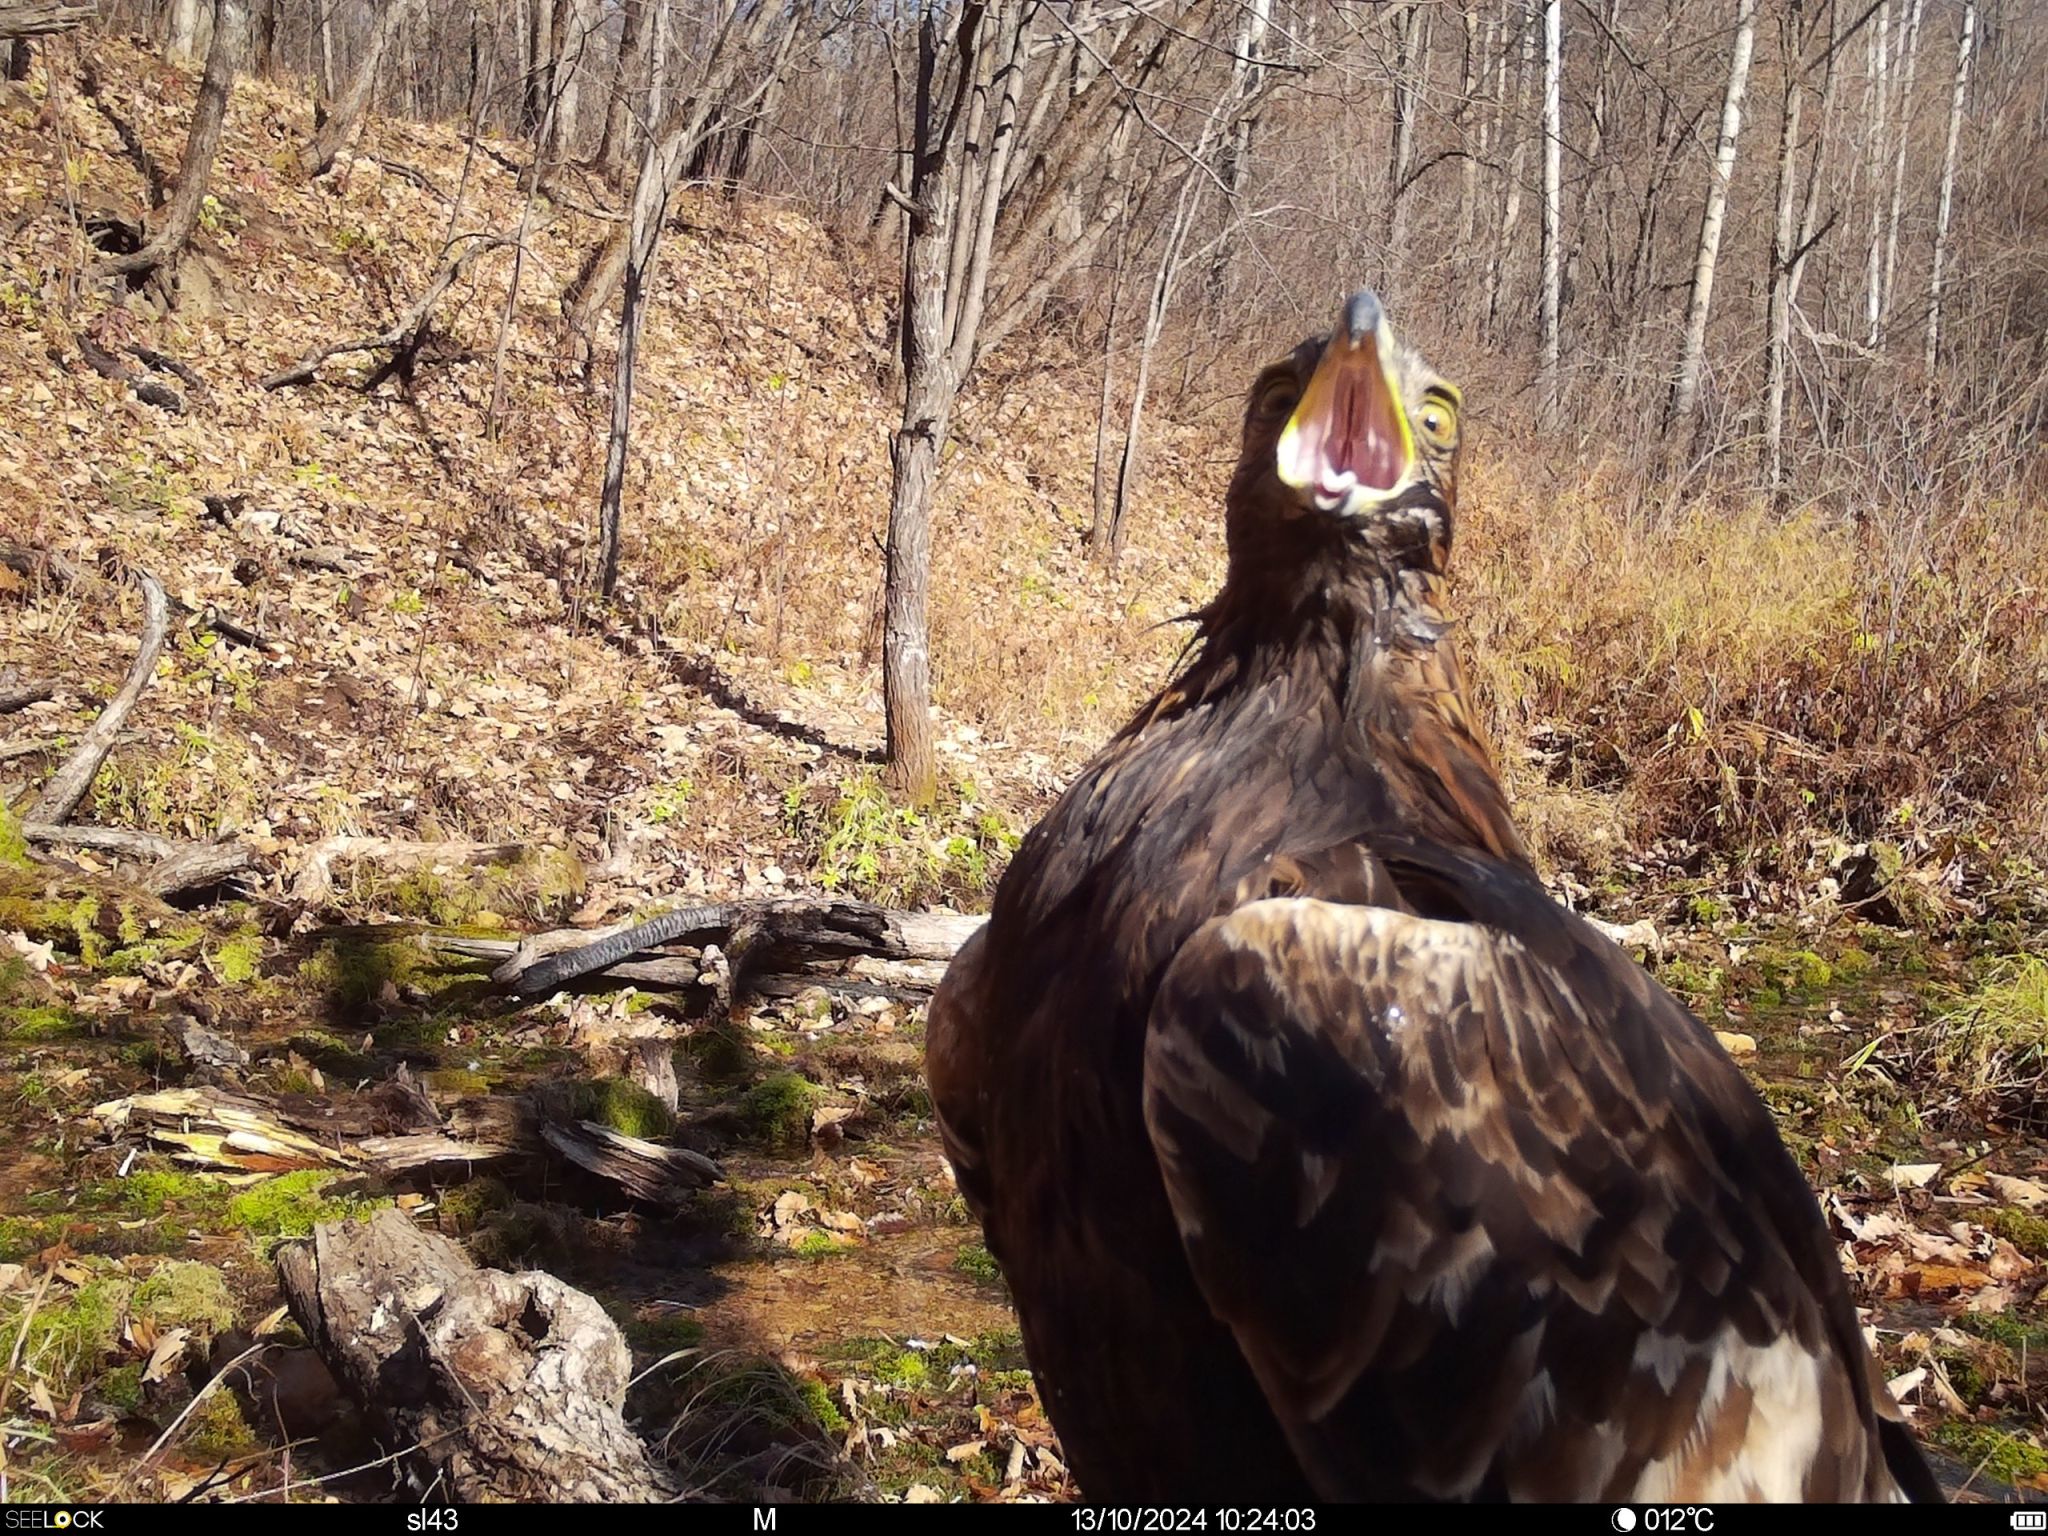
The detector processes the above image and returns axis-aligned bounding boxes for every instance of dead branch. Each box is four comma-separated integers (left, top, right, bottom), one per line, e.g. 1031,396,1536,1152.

0,676,56,713
490,896,983,998
300,0,427,178
0,1,94,40
259,230,523,391
141,839,254,896
29,568,168,825
23,822,180,860
277,1209,683,1501
75,335,183,411
0,543,81,588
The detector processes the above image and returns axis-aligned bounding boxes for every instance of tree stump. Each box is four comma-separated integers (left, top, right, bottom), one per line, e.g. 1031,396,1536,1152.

276,1208,681,1501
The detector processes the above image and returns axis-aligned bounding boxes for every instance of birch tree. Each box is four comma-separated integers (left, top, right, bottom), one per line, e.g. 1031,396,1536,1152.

1861,1,1891,347
1924,0,1976,371
1538,0,1560,416
1877,0,1926,347
1669,0,1758,431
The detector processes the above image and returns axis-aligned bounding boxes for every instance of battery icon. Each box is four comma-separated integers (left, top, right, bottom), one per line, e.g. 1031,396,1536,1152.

2011,1512,2046,1529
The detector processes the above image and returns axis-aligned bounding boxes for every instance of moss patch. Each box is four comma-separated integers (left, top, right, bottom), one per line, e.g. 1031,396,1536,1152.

5,1274,130,1394
570,1077,675,1139
1934,1421,2048,1484
183,1387,258,1457
738,1072,818,1149
134,1260,237,1336
226,1170,385,1242
1991,1206,2048,1258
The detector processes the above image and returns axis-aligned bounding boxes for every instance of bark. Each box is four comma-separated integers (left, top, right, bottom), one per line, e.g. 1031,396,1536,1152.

1876,0,1925,347
163,0,202,63
1088,202,1129,548
1669,0,1758,431
596,133,661,596
595,0,647,178
28,571,167,826
1862,1,1891,348
301,0,428,178
1765,3,1809,499
1386,4,1427,294
277,1210,683,1501
1538,0,1561,416
539,1121,722,1208
0,1,93,41
0,675,55,712
96,0,246,286
1483,6,1535,343
1924,0,1975,371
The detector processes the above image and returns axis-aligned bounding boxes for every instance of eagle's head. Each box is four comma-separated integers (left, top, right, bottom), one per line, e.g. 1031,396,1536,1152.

1227,291,1462,573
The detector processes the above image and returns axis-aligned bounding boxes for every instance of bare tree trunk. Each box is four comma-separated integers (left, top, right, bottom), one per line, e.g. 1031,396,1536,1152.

301,0,427,177
1861,1,1891,348
1206,0,1268,306
595,0,646,179
1090,201,1130,548
523,0,556,136
1924,0,1975,371
0,2,96,43
316,0,335,101
164,0,202,64
253,0,276,72
1669,0,1758,431
1483,6,1534,344
1869,0,1923,347
1457,7,1482,249
99,0,245,286
1386,4,1426,295
597,134,662,597
548,0,592,164
1538,0,1561,416
1765,1,1810,499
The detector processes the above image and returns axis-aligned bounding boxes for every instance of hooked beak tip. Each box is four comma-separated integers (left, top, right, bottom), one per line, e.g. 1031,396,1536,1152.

1342,290,1384,346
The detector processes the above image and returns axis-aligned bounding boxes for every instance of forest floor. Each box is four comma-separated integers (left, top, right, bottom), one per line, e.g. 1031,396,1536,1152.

2,37,2047,1505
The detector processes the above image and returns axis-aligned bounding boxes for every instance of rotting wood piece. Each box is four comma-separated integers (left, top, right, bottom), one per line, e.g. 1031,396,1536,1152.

493,897,984,998
277,1208,683,1501
540,1120,723,1209
0,675,56,713
20,823,257,897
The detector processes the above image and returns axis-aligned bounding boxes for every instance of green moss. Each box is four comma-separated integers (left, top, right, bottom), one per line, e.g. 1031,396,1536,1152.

862,1345,929,1389
1656,956,1724,1005
1933,1421,2048,1483
90,1168,233,1218
0,804,28,868
1835,946,1878,980
183,1387,257,1457
570,1077,675,1139
297,935,428,1013
226,1170,384,1242
134,1261,236,1336
0,1214,64,1261
423,1067,494,1098
793,1229,851,1259
4,1004,84,1042
1991,1207,2048,1258
208,931,264,986
738,1072,818,1149
6,1275,130,1393
1957,1312,2048,1352
99,1362,145,1413
1686,894,1727,926
1753,984,1784,1009
954,1243,1001,1283
797,1374,849,1435
435,1176,513,1236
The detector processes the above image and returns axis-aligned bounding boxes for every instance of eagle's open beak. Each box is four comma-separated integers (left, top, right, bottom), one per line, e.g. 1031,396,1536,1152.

1276,290,1414,511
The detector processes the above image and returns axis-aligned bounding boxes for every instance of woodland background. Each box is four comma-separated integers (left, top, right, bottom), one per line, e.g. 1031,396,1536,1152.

0,0,2045,1507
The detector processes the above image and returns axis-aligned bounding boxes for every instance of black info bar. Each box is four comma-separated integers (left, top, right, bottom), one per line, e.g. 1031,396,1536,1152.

0,1505,2038,1533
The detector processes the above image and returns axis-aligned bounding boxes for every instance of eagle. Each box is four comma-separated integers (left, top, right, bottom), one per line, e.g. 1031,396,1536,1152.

925,292,1941,1504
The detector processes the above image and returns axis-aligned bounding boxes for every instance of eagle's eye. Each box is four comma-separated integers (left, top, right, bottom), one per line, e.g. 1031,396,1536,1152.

1417,394,1459,451
1257,378,1299,420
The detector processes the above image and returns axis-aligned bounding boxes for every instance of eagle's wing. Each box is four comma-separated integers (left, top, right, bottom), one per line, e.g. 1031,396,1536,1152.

1141,850,1929,1503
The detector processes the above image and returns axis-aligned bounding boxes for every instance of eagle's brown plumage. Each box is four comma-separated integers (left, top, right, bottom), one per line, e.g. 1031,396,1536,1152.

925,293,1941,1503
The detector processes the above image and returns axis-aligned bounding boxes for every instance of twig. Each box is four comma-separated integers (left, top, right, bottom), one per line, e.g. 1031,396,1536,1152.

28,567,168,825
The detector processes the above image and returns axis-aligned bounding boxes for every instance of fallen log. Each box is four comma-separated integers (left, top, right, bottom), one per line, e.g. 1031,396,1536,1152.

29,567,168,825
20,823,256,897
491,897,984,998
277,1208,683,1501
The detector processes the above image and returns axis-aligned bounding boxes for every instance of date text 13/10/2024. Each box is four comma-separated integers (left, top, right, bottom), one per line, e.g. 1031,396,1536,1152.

1069,1511,1318,1531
